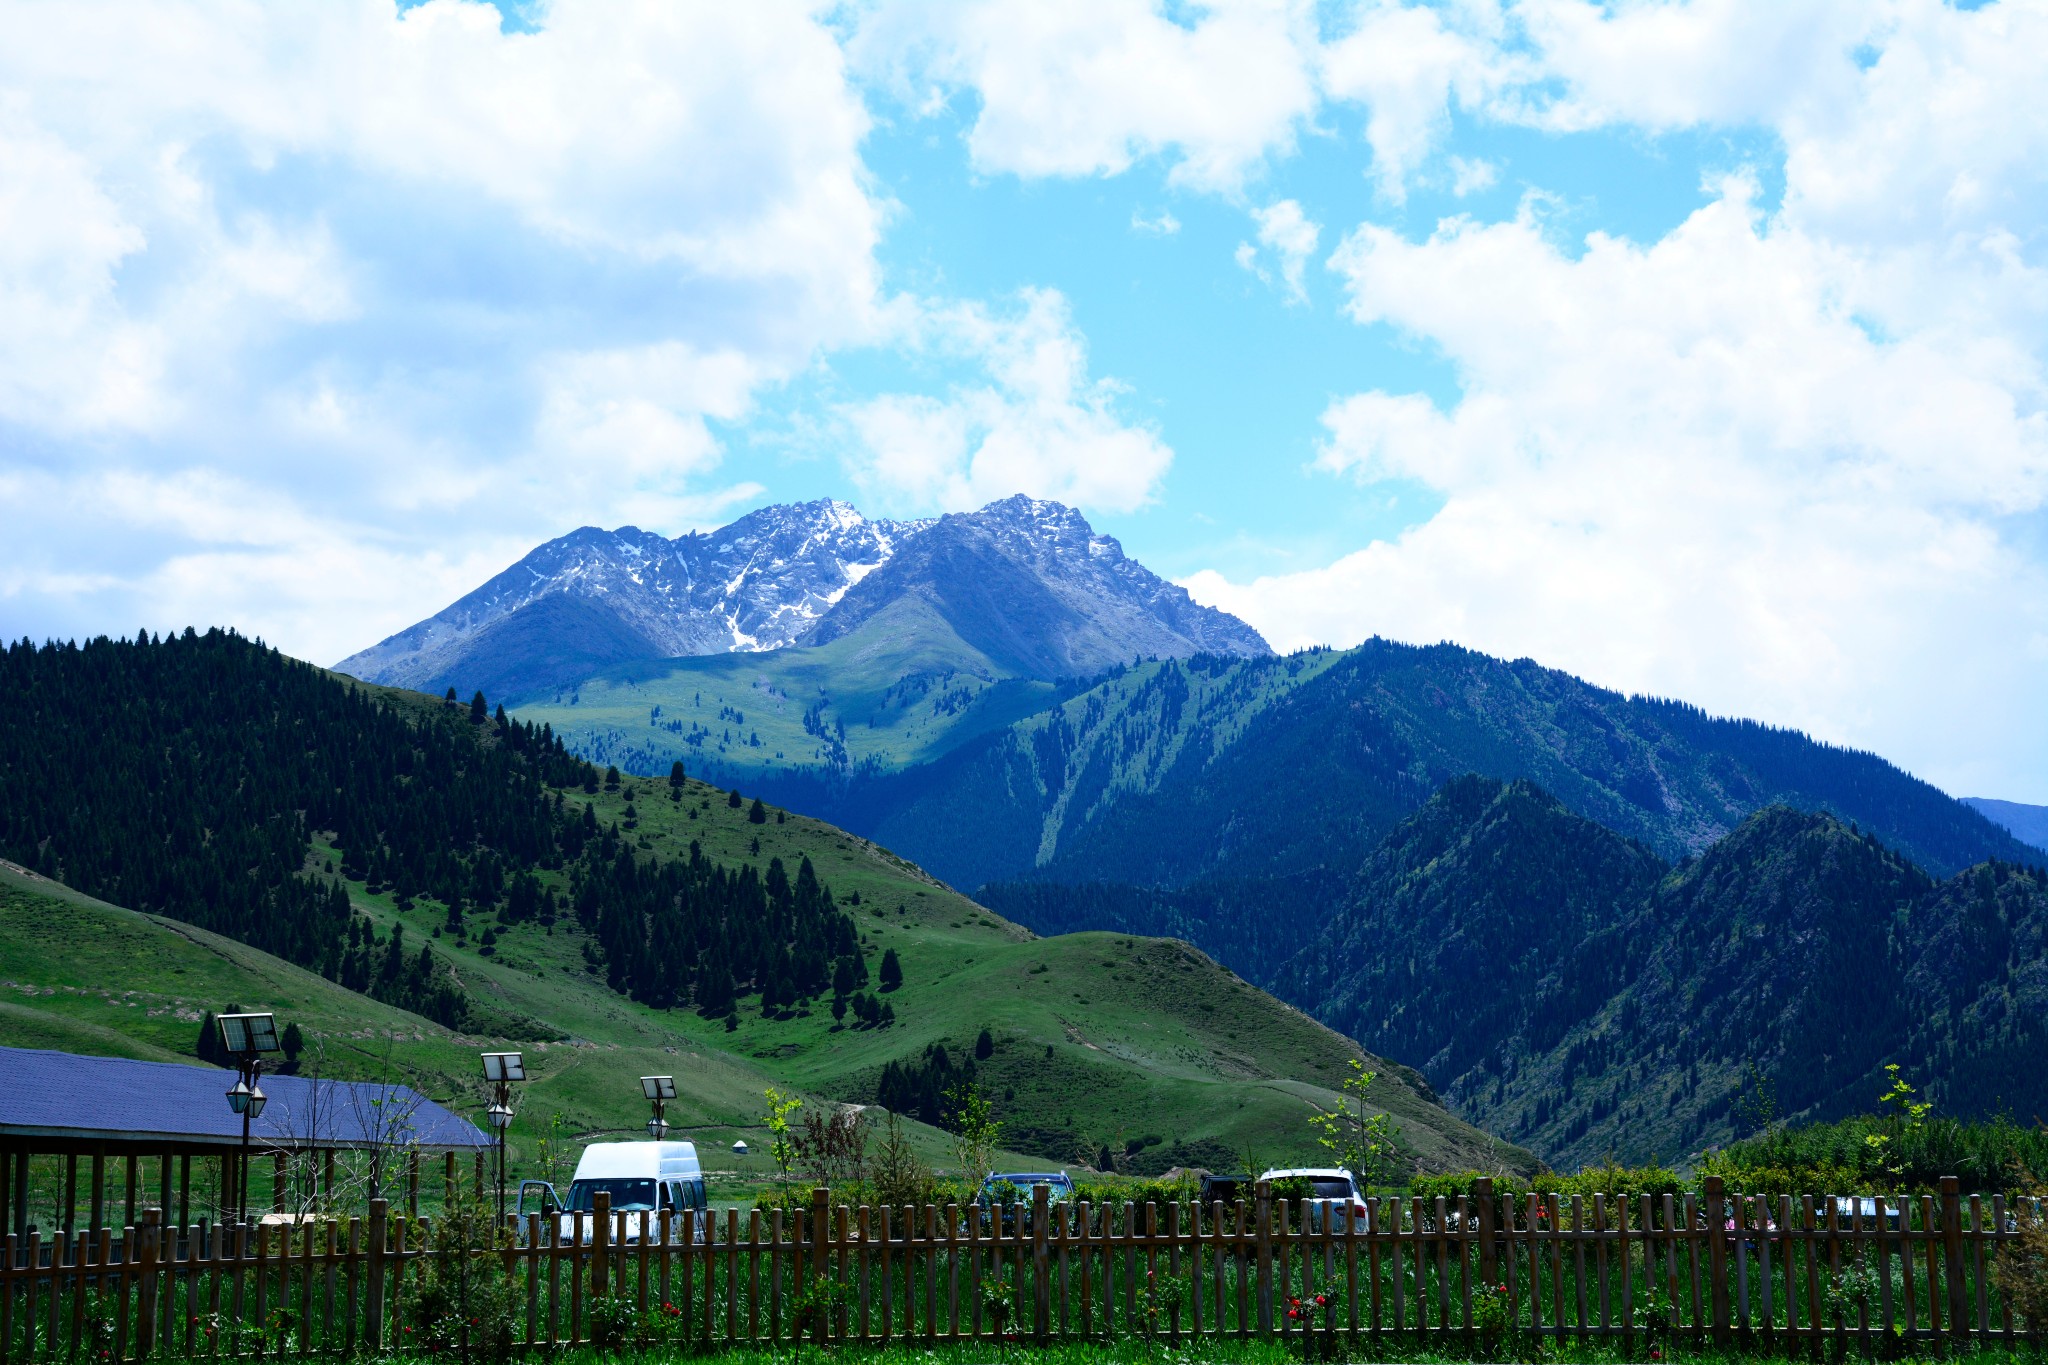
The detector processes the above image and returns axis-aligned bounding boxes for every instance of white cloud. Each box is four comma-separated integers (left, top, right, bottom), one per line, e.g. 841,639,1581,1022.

841,288,1173,515
1448,155,1499,197
851,0,1321,192
1188,174,2048,794
1318,0,1524,202
1131,209,1182,235
1246,199,1321,302
0,0,884,661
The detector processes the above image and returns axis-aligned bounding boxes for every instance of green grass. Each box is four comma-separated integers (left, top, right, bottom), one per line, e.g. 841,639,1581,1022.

387,1340,2047,1365
513,598,1062,786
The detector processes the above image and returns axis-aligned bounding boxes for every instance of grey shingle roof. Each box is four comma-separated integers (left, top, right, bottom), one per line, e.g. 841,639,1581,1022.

0,1045,489,1150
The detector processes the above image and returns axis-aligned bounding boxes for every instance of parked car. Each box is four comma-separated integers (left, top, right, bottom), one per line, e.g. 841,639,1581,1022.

1198,1174,1255,1210
975,1171,1076,1233
1261,1167,1374,1232
1826,1196,1904,1230
518,1140,709,1244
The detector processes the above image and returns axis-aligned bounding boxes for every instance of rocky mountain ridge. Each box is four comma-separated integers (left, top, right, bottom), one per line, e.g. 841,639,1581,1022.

336,496,1269,701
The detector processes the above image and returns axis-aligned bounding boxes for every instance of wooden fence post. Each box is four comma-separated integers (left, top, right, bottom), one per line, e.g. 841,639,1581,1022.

365,1198,389,1353
1255,1180,1273,1337
1941,1176,1967,1348
134,1206,161,1359
591,1191,611,1303
810,1188,830,1345
1704,1176,1730,1347
1476,1177,1497,1289
1033,1183,1051,1342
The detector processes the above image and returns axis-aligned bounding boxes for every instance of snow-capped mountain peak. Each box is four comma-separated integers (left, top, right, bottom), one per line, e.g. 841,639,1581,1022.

335,496,1267,700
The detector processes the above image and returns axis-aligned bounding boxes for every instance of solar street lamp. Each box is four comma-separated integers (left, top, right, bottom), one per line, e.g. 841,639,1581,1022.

481,1052,524,1225
217,1011,280,1227
641,1076,676,1140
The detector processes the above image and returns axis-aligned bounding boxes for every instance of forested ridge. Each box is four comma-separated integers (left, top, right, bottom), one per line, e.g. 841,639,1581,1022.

1273,777,2048,1166
0,630,869,1032
768,639,2035,902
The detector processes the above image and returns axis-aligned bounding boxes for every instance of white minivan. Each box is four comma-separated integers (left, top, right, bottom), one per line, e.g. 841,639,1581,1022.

519,1140,709,1243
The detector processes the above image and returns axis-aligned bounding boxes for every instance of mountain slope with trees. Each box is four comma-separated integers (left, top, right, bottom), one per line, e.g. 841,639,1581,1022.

817,639,2030,898
1272,780,2048,1166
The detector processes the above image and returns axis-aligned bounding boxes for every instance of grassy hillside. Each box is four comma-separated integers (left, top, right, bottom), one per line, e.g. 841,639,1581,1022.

512,599,1063,788
307,764,1529,1177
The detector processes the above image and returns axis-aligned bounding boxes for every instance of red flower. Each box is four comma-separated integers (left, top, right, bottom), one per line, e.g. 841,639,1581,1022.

1315,1294,1327,1306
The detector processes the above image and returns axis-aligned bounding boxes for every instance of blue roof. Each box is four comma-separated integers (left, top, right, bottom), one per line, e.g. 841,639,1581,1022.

0,1045,489,1151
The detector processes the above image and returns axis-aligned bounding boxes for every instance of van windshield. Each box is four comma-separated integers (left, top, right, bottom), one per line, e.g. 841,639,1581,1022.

565,1178,658,1213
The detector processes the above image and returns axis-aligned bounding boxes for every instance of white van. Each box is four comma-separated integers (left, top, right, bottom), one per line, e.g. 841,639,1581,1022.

518,1141,708,1243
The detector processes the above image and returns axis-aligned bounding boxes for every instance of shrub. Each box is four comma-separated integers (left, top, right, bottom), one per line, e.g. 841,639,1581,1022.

1712,1114,2048,1196
398,1185,516,1363
1997,1190,2048,1330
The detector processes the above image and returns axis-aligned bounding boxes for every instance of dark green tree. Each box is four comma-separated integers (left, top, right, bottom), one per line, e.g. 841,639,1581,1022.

879,948,903,993
469,691,487,724
727,789,743,809
974,1027,994,1060
669,760,686,790
748,798,768,824
195,1010,222,1066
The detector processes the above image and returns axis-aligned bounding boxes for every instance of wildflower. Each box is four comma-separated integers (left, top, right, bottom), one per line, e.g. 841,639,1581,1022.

1315,1294,1326,1306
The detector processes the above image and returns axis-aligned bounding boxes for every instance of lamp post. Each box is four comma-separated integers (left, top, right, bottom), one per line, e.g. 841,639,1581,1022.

217,1012,280,1227
481,1053,524,1225
641,1076,676,1140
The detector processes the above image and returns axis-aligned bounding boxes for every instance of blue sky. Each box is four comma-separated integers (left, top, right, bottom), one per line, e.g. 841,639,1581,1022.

0,1,2043,801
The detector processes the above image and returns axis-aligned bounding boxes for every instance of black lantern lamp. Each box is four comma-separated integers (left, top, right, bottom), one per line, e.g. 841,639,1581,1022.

481,1052,524,1224
641,1075,676,1140
217,1012,280,1226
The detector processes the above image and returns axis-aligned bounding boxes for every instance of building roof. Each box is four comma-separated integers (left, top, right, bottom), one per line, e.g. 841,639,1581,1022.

0,1045,489,1151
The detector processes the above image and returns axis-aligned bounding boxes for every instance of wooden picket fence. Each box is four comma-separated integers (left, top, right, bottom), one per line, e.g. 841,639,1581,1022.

2,1177,2042,1359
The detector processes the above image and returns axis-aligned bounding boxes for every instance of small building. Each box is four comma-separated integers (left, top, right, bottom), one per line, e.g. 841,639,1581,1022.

0,1044,489,1237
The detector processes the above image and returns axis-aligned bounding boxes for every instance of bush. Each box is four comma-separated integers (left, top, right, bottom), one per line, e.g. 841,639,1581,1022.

1711,1114,2048,1195
1407,1164,1684,1221
398,1186,516,1363
1997,1191,2048,1330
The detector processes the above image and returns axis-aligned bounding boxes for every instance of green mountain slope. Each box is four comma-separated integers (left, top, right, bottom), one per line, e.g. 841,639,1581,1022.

1266,783,2048,1167
512,598,1067,786
0,630,1529,1180
1275,777,1668,1086
824,641,2029,896
745,639,2033,1017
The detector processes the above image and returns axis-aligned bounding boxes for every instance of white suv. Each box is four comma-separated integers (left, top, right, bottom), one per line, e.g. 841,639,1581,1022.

1261,1167,1373,1232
